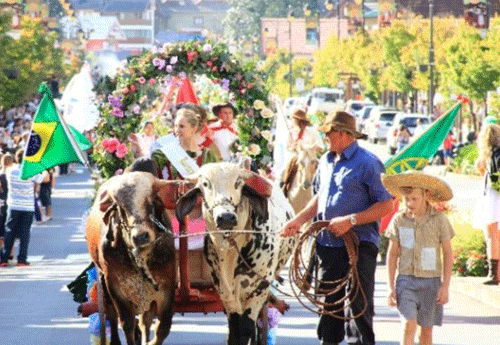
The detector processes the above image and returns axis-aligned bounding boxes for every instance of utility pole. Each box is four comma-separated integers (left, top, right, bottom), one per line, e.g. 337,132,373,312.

428,0,434,118
337,0,341,40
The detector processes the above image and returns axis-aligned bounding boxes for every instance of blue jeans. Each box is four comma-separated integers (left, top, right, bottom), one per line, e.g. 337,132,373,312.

1,209,34,263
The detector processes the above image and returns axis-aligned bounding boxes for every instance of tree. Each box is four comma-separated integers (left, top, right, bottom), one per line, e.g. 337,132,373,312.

0,14,69,109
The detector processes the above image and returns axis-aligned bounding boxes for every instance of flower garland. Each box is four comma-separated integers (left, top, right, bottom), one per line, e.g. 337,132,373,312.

93,41,274,178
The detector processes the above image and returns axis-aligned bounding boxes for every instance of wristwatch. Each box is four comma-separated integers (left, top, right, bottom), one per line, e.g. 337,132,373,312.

349,214,357,226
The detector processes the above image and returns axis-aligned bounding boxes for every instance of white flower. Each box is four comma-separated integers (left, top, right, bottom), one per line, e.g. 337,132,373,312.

248,144,261,156
261,108,274,118
253,100,265,110
261,130,272,141
252,127,261,136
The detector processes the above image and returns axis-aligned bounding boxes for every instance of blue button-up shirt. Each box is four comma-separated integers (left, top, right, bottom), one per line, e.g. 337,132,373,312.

313,141,392,247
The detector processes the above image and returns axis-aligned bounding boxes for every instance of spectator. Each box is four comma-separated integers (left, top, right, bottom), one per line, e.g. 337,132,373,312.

396,125,411,152
474,120,500,284
0,153,14,249
39,168,56,221
442,130,456,171
413,118,429,139
0,149,44,267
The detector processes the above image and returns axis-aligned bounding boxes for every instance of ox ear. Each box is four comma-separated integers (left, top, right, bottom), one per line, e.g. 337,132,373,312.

242,185,269,221
153,179,195,210
175,187,201,225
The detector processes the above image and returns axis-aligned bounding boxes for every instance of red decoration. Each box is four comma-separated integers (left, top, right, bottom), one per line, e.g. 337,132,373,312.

176,77,199,105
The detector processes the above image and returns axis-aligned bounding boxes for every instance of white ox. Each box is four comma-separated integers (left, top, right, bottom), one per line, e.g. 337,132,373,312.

176,162,297,345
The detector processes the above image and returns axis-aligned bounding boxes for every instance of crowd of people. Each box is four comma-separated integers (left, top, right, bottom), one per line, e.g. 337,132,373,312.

0,96,60,268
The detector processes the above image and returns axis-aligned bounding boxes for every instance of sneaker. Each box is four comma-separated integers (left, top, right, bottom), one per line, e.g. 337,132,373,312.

16,262,30,267
0,262,8,267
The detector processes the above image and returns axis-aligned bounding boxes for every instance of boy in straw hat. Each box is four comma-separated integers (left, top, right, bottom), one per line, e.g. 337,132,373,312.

382,170,454,345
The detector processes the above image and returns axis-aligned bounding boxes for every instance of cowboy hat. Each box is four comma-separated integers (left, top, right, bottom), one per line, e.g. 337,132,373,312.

318,110,367,139
211,102,237,117
291,109,311,125
381,170,453,202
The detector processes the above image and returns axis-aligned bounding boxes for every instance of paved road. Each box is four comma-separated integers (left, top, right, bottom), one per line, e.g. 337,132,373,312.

0,164,499,345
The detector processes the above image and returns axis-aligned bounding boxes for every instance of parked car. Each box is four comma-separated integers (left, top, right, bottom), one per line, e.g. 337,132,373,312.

358,105,375,132
305,87,344,115
386,113,431,154
344,99,375,118
365,106,398,143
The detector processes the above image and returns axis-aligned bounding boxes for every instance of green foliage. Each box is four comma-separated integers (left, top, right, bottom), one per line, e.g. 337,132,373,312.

449,211,487,277
93,41,272,178
0,14,70,108
450,143,479,175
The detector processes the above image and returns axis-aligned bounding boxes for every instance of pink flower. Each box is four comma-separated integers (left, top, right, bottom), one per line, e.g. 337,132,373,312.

240,89,246,95
152,58,165,69
206,60,213,67
170,56,178,64
114,169,123,176
166,65,173,73
211,66,217,72
149,78,156,85
138,77,146,84
104,138,119,153
115,143,128,158
111,107,124,118
129,84,137,92
132,104,141,114
187,51,198,62
122,87,129,95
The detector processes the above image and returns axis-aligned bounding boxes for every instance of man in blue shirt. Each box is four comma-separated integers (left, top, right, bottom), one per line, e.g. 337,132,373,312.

282,111,393,345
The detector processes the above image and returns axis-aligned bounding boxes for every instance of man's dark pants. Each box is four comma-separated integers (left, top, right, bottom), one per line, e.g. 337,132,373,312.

1,209,34,263
316,241,378,345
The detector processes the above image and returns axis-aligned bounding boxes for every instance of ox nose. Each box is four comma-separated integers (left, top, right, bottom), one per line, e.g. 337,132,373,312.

133,232,150,247
216,213,237,229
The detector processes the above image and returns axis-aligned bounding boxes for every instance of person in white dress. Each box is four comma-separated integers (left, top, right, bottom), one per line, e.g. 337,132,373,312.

129,121,157,158
208,102,239,161
474,118,500,284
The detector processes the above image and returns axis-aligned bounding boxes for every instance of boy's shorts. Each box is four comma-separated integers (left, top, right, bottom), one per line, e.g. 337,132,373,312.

396,275,443,327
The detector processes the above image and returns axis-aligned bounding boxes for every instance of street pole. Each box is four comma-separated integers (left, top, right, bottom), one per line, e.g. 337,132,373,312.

428,0,434,118
337,0,340,40
362,0,365,33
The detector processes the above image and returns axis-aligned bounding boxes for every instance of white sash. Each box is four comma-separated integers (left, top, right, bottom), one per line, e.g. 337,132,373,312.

153,134,200,177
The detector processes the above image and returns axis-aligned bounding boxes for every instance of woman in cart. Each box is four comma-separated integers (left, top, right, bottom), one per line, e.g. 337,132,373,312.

151,107,220,246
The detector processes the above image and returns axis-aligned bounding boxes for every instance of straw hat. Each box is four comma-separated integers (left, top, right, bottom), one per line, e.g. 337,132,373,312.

318,110,367,139
291,109,311,125
381,170,453,202
211,102,237,117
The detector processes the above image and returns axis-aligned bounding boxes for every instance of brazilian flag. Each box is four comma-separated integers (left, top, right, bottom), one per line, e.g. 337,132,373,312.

20,83,91,180
384,103,461,175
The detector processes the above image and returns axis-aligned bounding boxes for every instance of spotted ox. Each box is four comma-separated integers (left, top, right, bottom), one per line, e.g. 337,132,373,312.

176,162,297,345
86,171,180,345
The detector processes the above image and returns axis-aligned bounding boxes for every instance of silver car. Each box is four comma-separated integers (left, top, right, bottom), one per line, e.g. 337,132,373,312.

366,107,397,143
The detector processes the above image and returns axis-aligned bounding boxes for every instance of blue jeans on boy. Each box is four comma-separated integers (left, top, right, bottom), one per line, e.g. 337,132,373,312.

1,209,34,263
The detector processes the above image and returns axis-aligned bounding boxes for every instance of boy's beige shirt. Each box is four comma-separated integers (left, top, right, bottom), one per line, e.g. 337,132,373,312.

385,207,455,278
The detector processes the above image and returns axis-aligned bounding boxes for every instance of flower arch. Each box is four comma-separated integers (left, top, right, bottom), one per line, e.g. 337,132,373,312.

93,41,274,178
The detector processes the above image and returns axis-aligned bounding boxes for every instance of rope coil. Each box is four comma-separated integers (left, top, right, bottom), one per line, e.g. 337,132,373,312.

289,221,368,320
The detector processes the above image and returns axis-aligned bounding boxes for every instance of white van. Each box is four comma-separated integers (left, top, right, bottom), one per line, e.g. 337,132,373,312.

306,88,344,115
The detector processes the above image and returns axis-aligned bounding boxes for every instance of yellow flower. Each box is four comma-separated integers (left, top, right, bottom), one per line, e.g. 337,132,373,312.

248,144,261,156
253,100,265,110
261,108,274,118
261,130,272,141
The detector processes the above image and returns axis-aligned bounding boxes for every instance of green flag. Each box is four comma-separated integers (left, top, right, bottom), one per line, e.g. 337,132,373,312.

384,103,461,174
69,125,92,152
20,83,89,180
